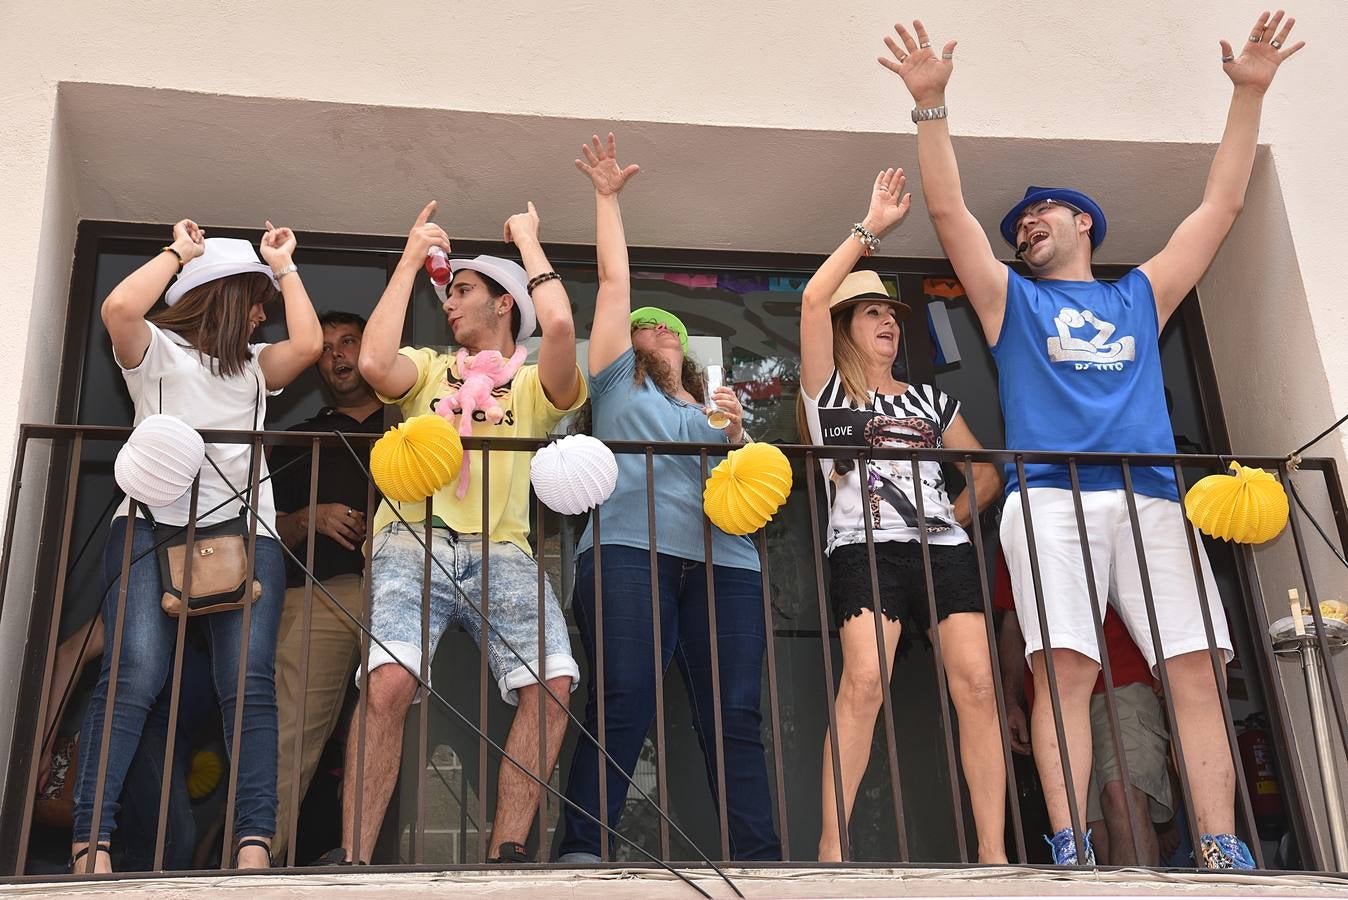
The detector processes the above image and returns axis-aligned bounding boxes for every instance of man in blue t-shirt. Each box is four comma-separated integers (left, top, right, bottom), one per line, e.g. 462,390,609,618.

880,11,1303,868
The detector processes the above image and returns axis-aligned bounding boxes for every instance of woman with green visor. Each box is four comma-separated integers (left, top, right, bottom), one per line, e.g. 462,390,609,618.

557,134,780,862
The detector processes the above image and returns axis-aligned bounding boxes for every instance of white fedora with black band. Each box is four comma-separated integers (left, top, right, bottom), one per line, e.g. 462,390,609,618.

165,238,279,306
448,255,537,342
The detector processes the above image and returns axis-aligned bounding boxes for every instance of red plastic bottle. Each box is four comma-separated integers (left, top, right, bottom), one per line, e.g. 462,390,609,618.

424,247,451,286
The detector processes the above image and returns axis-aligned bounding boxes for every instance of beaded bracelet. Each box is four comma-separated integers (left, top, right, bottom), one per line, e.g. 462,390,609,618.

161,245,186,271
527,271,562,294
851,223,880,256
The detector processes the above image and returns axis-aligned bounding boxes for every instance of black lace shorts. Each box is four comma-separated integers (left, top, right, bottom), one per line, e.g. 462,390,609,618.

828,541,984,654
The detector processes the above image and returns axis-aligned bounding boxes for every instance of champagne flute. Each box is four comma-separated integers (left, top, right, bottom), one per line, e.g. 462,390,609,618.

705,364,729,429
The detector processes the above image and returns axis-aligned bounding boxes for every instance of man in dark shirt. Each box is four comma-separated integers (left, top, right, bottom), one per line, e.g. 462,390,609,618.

270,311,384,861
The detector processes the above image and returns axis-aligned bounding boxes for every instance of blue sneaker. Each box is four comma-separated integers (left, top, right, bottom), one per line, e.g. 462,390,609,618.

1045,827,1096,866
1199,833,1255,869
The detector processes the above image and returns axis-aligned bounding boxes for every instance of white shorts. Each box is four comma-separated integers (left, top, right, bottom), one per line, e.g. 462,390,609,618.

1000,488,1233,669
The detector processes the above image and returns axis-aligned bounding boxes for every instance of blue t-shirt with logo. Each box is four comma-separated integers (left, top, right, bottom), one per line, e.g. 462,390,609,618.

990,267,1177,501
576,348,760,571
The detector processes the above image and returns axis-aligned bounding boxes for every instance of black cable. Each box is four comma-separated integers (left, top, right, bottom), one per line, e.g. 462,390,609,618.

198,456,717,897
1286,477,1348,571
1288,410,1348,461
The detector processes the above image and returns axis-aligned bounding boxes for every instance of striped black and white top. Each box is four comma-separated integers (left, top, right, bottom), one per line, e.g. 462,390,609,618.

802,369,969,555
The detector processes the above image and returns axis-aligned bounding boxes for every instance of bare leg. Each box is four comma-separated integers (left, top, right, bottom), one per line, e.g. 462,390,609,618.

1164,650,1234,836
938,612,1008,863
1100,780,1158,866
818,611,901,862
235,836,272,869
1030,648,1099,833
488,675,572,857
341,665,417,862
68,842,111,874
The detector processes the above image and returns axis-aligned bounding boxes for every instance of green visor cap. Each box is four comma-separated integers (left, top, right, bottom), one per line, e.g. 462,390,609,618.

629,306,689,353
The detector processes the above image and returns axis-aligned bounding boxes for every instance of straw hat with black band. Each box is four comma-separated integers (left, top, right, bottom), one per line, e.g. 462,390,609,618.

827,270,911,320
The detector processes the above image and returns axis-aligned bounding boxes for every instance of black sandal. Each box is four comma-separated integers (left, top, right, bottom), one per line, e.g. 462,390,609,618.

233,837,273,869
69,841,110,874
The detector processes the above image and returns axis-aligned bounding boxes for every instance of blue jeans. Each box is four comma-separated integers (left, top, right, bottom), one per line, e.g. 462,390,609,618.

559,546,780,861
73,516,285,843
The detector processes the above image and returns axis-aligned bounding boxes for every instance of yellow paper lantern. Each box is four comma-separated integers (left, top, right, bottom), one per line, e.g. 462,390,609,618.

703,443,793,536
187,748,224,800
370,414,463,503
1184,461,1289,544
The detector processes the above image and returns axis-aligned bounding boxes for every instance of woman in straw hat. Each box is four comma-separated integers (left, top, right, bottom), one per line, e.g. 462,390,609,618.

70,219,322,872
797,169,1005,861
556,134,780,862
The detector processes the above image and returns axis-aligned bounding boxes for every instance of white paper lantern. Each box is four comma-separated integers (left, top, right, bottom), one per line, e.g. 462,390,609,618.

530,434,618,515
115,414,205,507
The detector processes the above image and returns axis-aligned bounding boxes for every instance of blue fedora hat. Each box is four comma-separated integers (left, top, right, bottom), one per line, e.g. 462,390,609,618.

999,186,1107,250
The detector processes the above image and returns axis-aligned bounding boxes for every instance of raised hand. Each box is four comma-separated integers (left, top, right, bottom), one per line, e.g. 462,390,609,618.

878,19,957,106
503,201,541,246
862,168,913,238
1221,9,1304,93
171,218,206,262
259,220,297,269
575,132,641,195
401,201,451,265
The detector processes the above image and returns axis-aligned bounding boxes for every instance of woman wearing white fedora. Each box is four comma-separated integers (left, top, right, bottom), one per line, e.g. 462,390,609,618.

797,169,1005,861
71,219,322,872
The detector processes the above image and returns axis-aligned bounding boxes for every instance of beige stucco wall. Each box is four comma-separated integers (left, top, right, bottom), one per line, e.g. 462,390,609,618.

0,0,1344,854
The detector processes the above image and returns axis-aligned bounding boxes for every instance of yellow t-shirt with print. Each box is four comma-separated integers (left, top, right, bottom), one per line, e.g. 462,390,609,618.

373,347,587,553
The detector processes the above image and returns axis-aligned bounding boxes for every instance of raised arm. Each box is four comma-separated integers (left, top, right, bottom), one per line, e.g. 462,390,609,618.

880,20,1009,344
800,168,912,398
257,222,323,389
576,133,642,376
101,219,205,368
1141,10,1304,327
504,203,581,409
359,201,449,399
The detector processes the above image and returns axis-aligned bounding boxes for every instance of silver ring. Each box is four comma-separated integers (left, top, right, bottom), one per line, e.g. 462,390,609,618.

919,41,931,49
941,52,954,60
1249,34,1261,42
1221,53,1235,62
897,53,908,62
346,508,353,518
1270,39,1282,49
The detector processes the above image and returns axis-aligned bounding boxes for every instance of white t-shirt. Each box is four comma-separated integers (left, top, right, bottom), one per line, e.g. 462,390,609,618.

113,322,278,529
802,370,968,554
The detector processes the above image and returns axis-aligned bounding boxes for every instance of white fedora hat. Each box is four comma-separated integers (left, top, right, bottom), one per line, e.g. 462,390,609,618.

165,237,279,306
447,255,537,342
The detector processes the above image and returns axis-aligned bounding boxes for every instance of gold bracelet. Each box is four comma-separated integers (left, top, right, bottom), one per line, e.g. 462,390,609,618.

161,245,185,271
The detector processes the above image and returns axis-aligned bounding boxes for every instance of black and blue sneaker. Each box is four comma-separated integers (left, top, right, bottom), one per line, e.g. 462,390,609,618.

1046,827,1096,866
1199,833,1256,869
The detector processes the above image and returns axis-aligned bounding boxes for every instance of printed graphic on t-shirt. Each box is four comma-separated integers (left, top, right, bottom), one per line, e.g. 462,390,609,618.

1046,307,1136,370
428,371,516,427
811,384,961,552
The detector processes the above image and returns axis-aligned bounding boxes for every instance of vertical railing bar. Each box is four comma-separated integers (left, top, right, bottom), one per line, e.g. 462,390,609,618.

755,528,790,860
152,479,198,872
1066,459,1147,865
1172,461,1264,868
646,448,672,860
907,454,967,861
1118,461,1203,865
857,448,909,862
1013,456,1087,865
479,441,491,864
535,491,548,857
0,432,30,623
220,437,264,866
416,498,433,864
16,433,84,874
594,507,608,862
700,449,732,863
806,450,850,862
352,477,376,865
83,501,138,874
1281,466,1348,758
284,438,323,867
960,456,1026,863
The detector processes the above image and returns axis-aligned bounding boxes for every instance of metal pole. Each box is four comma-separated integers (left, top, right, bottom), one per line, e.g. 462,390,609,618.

1300,638,1348,868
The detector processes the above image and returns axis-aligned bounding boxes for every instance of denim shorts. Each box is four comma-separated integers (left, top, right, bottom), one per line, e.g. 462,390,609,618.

362,522,578,706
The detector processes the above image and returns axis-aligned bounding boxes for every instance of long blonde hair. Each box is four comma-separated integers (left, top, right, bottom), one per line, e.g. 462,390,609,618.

795,304,887,441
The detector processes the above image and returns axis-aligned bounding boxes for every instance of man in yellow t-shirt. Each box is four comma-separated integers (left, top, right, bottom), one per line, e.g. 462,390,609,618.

334,200,585,865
